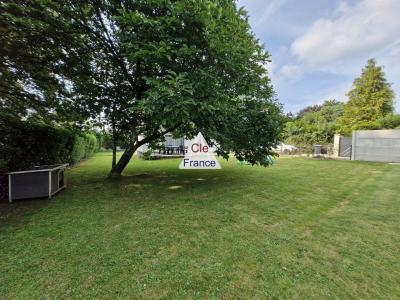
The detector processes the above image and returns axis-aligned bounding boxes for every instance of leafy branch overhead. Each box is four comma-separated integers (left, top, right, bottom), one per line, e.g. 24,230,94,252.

0,0,284,176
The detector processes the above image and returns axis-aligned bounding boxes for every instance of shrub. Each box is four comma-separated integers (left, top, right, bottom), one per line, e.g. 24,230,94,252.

142,148,154,160
0,116,99,171
70,135,86,164
0,117,100,201
84,134,98,158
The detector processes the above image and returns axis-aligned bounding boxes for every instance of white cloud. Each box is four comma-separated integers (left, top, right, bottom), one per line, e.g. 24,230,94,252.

291,0,400,65
276,64,304,82
256,0,288,26
314,81,353,103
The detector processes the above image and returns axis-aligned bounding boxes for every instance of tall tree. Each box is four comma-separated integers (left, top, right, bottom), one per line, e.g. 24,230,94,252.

338,59,395,135
0,0,89,122
1,0,283,177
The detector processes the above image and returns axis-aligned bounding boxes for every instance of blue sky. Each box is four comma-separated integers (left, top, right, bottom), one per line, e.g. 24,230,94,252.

237,0,400,114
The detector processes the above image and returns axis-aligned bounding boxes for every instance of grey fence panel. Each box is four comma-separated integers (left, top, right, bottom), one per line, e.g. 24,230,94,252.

352,130,400,162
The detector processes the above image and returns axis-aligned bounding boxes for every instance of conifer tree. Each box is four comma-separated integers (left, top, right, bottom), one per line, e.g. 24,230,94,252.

338,59,394,135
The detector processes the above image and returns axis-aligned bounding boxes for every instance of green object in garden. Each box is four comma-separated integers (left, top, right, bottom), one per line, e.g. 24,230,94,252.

266,155,275,165
238,155,275,166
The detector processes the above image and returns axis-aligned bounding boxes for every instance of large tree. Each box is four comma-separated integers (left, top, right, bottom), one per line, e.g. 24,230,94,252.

337,59,395,135
0,0,283,177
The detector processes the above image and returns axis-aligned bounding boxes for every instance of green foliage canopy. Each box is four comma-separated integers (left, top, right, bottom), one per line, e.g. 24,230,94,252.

0,0,283,176
337,59,395,135
283,100,344,150
283,59,398,150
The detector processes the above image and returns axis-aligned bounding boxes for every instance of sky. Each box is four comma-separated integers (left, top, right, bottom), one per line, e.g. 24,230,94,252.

237,0,400,114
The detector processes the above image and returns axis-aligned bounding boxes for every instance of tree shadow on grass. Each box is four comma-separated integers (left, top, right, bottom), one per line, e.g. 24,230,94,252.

104,168,257,202
0,198,51,230
0,162,270,229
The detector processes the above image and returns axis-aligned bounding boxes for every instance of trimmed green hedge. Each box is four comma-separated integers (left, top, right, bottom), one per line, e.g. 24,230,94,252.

70,133,99,163
0,116,99,172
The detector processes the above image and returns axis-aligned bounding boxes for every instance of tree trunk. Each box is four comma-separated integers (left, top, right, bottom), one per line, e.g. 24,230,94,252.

111,121,117,168
112,145,117,168
108,143,137,178
107,124,181,178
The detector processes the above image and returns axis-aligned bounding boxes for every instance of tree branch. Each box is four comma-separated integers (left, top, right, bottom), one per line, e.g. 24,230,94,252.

67,3,137,89
91,1,138,89
137,123,183,147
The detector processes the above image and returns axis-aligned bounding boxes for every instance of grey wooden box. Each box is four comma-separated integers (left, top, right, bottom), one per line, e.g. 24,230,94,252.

8,164,68,203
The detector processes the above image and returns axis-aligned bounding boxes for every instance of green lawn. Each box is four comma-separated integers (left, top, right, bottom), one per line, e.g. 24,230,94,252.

1,153,400,299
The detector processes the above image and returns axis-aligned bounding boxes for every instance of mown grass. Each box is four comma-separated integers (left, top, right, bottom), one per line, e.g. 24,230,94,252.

1,153,400,299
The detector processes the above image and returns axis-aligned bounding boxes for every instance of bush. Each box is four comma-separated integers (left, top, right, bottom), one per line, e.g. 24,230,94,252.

0,117,100,201
70,135,86,164
85,134,99,158
142,148,154,160
70,133,99,163
0,116,99,171
378,114,400,129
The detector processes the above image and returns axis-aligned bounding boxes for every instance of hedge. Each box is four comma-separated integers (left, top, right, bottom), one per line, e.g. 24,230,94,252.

0,117,100,201
71,133,99,164
0,116,99,172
